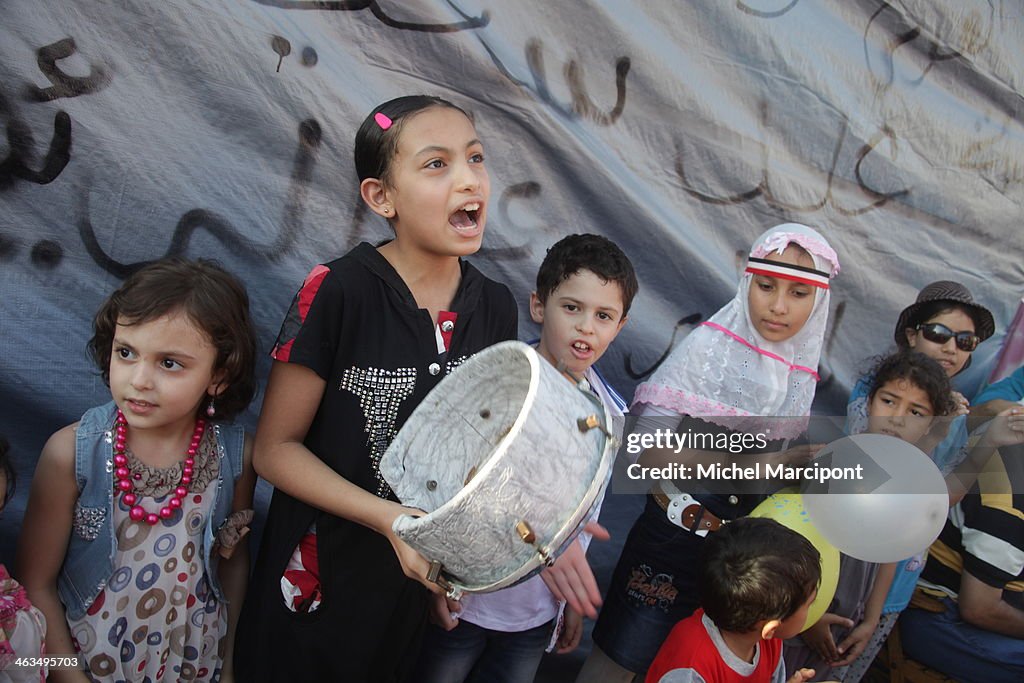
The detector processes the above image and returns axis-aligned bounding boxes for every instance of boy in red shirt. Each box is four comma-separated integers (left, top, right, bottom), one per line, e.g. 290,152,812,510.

646,517,827,683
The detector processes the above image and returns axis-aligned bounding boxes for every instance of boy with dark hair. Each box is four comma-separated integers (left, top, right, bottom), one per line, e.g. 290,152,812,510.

534,233,639,317
646,517,824,683
413,233,637,683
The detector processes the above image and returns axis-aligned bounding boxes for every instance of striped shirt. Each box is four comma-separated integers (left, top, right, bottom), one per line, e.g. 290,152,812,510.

918,445,1024,611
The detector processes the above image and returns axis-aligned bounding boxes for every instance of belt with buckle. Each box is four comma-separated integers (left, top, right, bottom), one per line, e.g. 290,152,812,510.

651,482,725,536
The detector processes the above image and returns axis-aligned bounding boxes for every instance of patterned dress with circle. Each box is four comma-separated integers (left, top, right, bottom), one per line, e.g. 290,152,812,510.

69,432,226,683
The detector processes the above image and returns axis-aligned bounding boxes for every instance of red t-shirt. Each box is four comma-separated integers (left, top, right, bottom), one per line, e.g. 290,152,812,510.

646,609,784,683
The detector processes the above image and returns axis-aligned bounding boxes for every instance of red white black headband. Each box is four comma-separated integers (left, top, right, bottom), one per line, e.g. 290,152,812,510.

746,256,830,289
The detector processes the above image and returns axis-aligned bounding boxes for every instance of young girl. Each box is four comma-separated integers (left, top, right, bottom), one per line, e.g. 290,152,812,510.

16,258,259,683
2,437,48,683
578,223,841,683
233,96,518,681
846,280,995,474
786,350,957,682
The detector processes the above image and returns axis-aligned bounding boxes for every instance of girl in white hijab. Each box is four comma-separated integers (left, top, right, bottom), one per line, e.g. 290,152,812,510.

634,222,839,436
579,223,840,683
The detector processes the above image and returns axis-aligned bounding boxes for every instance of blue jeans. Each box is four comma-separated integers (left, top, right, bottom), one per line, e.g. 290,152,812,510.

591,496,703,674
412,618,553,683
900,598,1024,683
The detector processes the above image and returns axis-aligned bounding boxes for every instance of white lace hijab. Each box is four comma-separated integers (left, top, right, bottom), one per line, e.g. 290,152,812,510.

633,223,840,439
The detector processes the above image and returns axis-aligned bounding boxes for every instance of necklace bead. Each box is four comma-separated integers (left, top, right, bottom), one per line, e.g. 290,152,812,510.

112,409,206,526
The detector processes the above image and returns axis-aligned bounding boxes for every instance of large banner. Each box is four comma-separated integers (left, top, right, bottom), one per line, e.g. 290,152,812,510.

1,1,1022,550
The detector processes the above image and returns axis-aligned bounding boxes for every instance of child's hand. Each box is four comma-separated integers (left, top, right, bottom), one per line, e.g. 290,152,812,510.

216,527,251,560
832,618,877,667
556,607,584,653
385,506,445,595
800,612,854,663
981,407,1024,448
951,391,971,416
540,523,609,619
785,668,815,683
428,592,462,631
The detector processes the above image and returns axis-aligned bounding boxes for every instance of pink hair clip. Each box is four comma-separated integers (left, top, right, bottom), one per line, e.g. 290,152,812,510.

374,112,393,130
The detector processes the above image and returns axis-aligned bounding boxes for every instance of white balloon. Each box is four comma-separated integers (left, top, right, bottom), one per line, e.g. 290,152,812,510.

801,434,949,563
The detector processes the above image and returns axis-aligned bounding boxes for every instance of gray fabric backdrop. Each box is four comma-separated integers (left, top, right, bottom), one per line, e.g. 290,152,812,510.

1,1,1022,560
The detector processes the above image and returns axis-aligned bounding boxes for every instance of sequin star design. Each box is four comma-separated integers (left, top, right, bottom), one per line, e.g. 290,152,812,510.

340,366,417,498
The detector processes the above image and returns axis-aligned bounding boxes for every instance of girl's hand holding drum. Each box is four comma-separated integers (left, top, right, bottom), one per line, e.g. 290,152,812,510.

382,502,446,595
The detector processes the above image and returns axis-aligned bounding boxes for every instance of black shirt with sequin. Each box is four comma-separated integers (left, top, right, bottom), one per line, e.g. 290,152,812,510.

237,242,517,681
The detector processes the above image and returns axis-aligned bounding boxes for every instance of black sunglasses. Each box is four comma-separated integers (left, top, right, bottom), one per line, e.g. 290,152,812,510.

916,323,980,352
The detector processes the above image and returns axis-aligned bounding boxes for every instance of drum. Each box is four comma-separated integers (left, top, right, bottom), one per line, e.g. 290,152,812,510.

379,341,617,598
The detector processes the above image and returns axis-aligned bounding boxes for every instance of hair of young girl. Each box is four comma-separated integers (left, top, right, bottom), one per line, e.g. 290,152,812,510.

867,350,957,417
354,95,472,185
87,257,258,420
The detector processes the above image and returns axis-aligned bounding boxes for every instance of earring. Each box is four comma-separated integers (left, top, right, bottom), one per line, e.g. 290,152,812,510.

206,399,216,418
383,207,392,215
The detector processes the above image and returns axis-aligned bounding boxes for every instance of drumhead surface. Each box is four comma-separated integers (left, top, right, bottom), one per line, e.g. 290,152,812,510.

380,341,616,593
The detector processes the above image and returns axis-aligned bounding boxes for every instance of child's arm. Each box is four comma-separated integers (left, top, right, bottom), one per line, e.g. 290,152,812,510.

971,398,1021,418
15,426,91,683
218,434,257,682
946,406,1024,503
833,562,895,666
799,612,854,663
555,606,584,654
254,362,441,592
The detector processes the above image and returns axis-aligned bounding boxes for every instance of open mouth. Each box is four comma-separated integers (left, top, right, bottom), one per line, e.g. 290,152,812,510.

571,341,593,359
449,203,481,231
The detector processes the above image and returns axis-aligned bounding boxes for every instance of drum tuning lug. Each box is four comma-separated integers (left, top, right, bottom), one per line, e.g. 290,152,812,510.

516,520,555,566
577,414,616,441
426,559,460,599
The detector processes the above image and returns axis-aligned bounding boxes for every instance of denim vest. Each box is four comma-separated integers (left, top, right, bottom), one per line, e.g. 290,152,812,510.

57,401,244,620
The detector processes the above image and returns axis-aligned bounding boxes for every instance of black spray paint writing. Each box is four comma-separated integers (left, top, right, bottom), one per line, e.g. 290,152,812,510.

78,119,322,278
250,0,489,33
271,35,291,72
24,37,111,103
481,38,631,126
676,107,910,215
0,92,71,191
624,313,704,380
736,0,801,19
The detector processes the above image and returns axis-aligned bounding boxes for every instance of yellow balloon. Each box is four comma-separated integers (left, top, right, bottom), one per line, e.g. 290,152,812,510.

749,491,840,632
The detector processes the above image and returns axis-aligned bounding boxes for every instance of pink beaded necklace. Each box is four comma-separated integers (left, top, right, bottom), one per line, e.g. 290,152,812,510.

112,409,206,526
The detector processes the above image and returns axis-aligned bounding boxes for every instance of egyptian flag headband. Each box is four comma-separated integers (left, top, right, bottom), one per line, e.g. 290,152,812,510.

746,256,831,290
